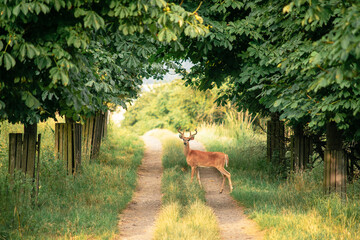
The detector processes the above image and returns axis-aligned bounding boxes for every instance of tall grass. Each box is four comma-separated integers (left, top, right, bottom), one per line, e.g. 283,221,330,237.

151,130,220,240
0,121,144,239
197,115,360,239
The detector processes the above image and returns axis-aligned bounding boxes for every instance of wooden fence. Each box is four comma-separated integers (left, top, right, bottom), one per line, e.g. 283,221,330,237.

290,134,313,171
55,123,82,175
82,111,108,160
8,133,41,177
324,150,346,198
266,119,285,164
8,133,41,198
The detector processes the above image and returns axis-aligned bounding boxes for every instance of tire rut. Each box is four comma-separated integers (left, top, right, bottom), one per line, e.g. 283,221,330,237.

115,134,163,240
190,140,264,240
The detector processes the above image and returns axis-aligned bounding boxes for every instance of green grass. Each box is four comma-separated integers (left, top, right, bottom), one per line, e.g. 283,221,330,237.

197,124,360,240
0,121,144,239
151,130,220,240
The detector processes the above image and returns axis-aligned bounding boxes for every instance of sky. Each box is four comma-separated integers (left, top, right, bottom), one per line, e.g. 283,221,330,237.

143,60,194,84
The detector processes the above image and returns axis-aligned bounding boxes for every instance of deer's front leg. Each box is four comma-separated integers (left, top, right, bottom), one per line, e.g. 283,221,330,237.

196,168,202,187
191,166,196,182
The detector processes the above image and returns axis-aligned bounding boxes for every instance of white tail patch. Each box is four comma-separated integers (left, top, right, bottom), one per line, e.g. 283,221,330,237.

225,154,229,167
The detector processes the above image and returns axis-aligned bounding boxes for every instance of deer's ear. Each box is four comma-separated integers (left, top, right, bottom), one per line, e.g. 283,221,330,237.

190,136,195,140
179,134,183,139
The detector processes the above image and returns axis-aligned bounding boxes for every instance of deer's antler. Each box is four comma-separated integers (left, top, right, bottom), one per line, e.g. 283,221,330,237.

178,127,184,135
189,129,198,137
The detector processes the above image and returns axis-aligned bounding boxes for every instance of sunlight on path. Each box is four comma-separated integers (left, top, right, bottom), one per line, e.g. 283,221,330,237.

190,140,264,240
115,133,163,240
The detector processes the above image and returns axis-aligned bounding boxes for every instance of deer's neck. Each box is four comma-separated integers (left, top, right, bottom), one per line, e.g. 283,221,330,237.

184,143,190,157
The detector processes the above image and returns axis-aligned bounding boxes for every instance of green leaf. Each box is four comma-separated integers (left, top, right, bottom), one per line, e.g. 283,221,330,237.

60,71,69,85
273,99,282,107
0,41,3,51
26,44,40,59
335,68,343,83
19,44,26,59
13,5,20,16
334,113,343,123
158,28,166,41
49,67,69,85
22,91,40,109
84,11,105,30
35,56,52,70
341,36,350,50
74,8,86,18
2,52,16,70
53,0,65,11
39,3,50,14
20,3,29,15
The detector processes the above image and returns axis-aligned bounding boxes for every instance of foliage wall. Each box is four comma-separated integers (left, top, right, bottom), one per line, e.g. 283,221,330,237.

122,80,234,134
162,0,360,142
0,0,208,124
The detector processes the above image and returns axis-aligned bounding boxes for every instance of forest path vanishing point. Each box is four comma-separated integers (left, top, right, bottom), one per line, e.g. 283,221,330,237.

116,131,263,240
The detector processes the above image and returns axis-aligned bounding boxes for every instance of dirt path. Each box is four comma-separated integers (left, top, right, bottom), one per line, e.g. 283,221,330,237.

190,140,264,240
115,131,263,240
115,133,162,240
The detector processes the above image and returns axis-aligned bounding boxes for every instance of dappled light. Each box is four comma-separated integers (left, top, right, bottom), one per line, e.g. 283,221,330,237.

1,0,360,239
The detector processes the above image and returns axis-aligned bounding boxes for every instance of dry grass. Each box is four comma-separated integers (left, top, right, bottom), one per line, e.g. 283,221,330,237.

154,201,220,240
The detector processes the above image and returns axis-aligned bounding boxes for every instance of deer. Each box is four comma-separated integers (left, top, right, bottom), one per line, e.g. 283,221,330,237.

178,128,233,193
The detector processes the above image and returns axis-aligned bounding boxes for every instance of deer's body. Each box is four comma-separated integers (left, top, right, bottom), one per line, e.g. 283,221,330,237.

185,148,228,168
179,128,233,193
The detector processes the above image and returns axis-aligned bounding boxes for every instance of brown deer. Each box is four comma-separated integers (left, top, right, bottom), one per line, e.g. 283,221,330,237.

178,128,233,193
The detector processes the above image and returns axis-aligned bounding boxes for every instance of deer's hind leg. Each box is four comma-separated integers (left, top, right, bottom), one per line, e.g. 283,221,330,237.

217,167,233,193
219,173,226,193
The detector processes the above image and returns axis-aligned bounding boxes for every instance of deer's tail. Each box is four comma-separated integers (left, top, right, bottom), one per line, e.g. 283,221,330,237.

225,154,229,167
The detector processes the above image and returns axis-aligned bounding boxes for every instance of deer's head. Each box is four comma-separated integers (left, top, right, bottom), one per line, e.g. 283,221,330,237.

178,128,197,146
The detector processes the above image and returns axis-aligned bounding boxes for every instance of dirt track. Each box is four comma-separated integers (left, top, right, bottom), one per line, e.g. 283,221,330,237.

190,140,264,240
116,133,162,240
116,131,263,240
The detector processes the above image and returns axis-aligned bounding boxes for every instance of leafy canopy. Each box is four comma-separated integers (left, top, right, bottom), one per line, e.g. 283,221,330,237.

0,0,208,124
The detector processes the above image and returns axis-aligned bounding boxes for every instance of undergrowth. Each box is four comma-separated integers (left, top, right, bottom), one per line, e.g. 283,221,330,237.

0,121,144,239
197,123,360,240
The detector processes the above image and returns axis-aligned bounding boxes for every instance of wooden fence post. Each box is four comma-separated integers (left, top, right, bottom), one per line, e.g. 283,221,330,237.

8,131,41,198
324,121,346,199
103,110,109,138
290,126,313,172
82,111,108,161
91,112,103,159
55,123,82,175
82,117,95,161
266,114,285,165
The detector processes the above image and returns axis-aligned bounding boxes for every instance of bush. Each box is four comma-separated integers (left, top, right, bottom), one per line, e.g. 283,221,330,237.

122,80,233,134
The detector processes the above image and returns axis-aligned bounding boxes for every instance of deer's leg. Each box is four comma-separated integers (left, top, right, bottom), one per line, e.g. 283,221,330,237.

191,166,196,182
196,168,202,187
218,167,233,193
224,168,234,193
220,174,226,193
